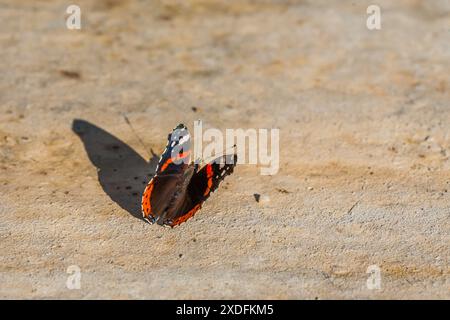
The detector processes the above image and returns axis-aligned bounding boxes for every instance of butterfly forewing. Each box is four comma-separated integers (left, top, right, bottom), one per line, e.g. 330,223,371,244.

156,124,191,175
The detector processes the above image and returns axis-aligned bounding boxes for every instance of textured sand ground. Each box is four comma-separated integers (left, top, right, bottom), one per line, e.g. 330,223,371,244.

0,0,449,299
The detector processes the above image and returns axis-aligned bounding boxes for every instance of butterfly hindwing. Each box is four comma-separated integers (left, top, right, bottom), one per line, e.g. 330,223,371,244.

142,174,184,223
166,152,238,227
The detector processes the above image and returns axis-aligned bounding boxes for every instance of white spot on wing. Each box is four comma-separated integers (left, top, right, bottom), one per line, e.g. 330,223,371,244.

178,134,190,145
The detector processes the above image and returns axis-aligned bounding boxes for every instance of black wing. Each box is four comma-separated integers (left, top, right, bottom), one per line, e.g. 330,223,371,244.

166,153,238,227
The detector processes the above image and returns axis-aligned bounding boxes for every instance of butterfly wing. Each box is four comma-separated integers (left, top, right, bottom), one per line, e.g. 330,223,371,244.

166,152,238,227
142,124,192,223
155,123,191,175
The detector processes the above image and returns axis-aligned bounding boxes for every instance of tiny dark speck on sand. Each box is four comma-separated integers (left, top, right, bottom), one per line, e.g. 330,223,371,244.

59,70,81,79
276,188,290,194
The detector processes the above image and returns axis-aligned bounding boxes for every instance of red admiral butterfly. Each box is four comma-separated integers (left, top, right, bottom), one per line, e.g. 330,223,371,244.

142,124,237,227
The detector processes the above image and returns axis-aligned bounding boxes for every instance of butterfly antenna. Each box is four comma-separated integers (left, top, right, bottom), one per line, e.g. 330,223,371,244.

122,113,152,159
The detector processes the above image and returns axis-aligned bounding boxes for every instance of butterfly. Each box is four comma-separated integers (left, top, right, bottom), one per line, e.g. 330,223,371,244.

142,124,237,227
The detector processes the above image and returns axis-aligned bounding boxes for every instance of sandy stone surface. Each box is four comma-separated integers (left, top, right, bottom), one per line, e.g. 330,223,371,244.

0,0,449,299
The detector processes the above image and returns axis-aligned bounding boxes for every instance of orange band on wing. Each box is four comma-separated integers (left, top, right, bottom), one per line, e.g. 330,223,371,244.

160,151,191,172
203,164,214,196
169,203,201,227
141,181,154,217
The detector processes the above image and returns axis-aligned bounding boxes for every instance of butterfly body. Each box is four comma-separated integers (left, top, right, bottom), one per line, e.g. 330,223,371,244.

142,124,237,227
